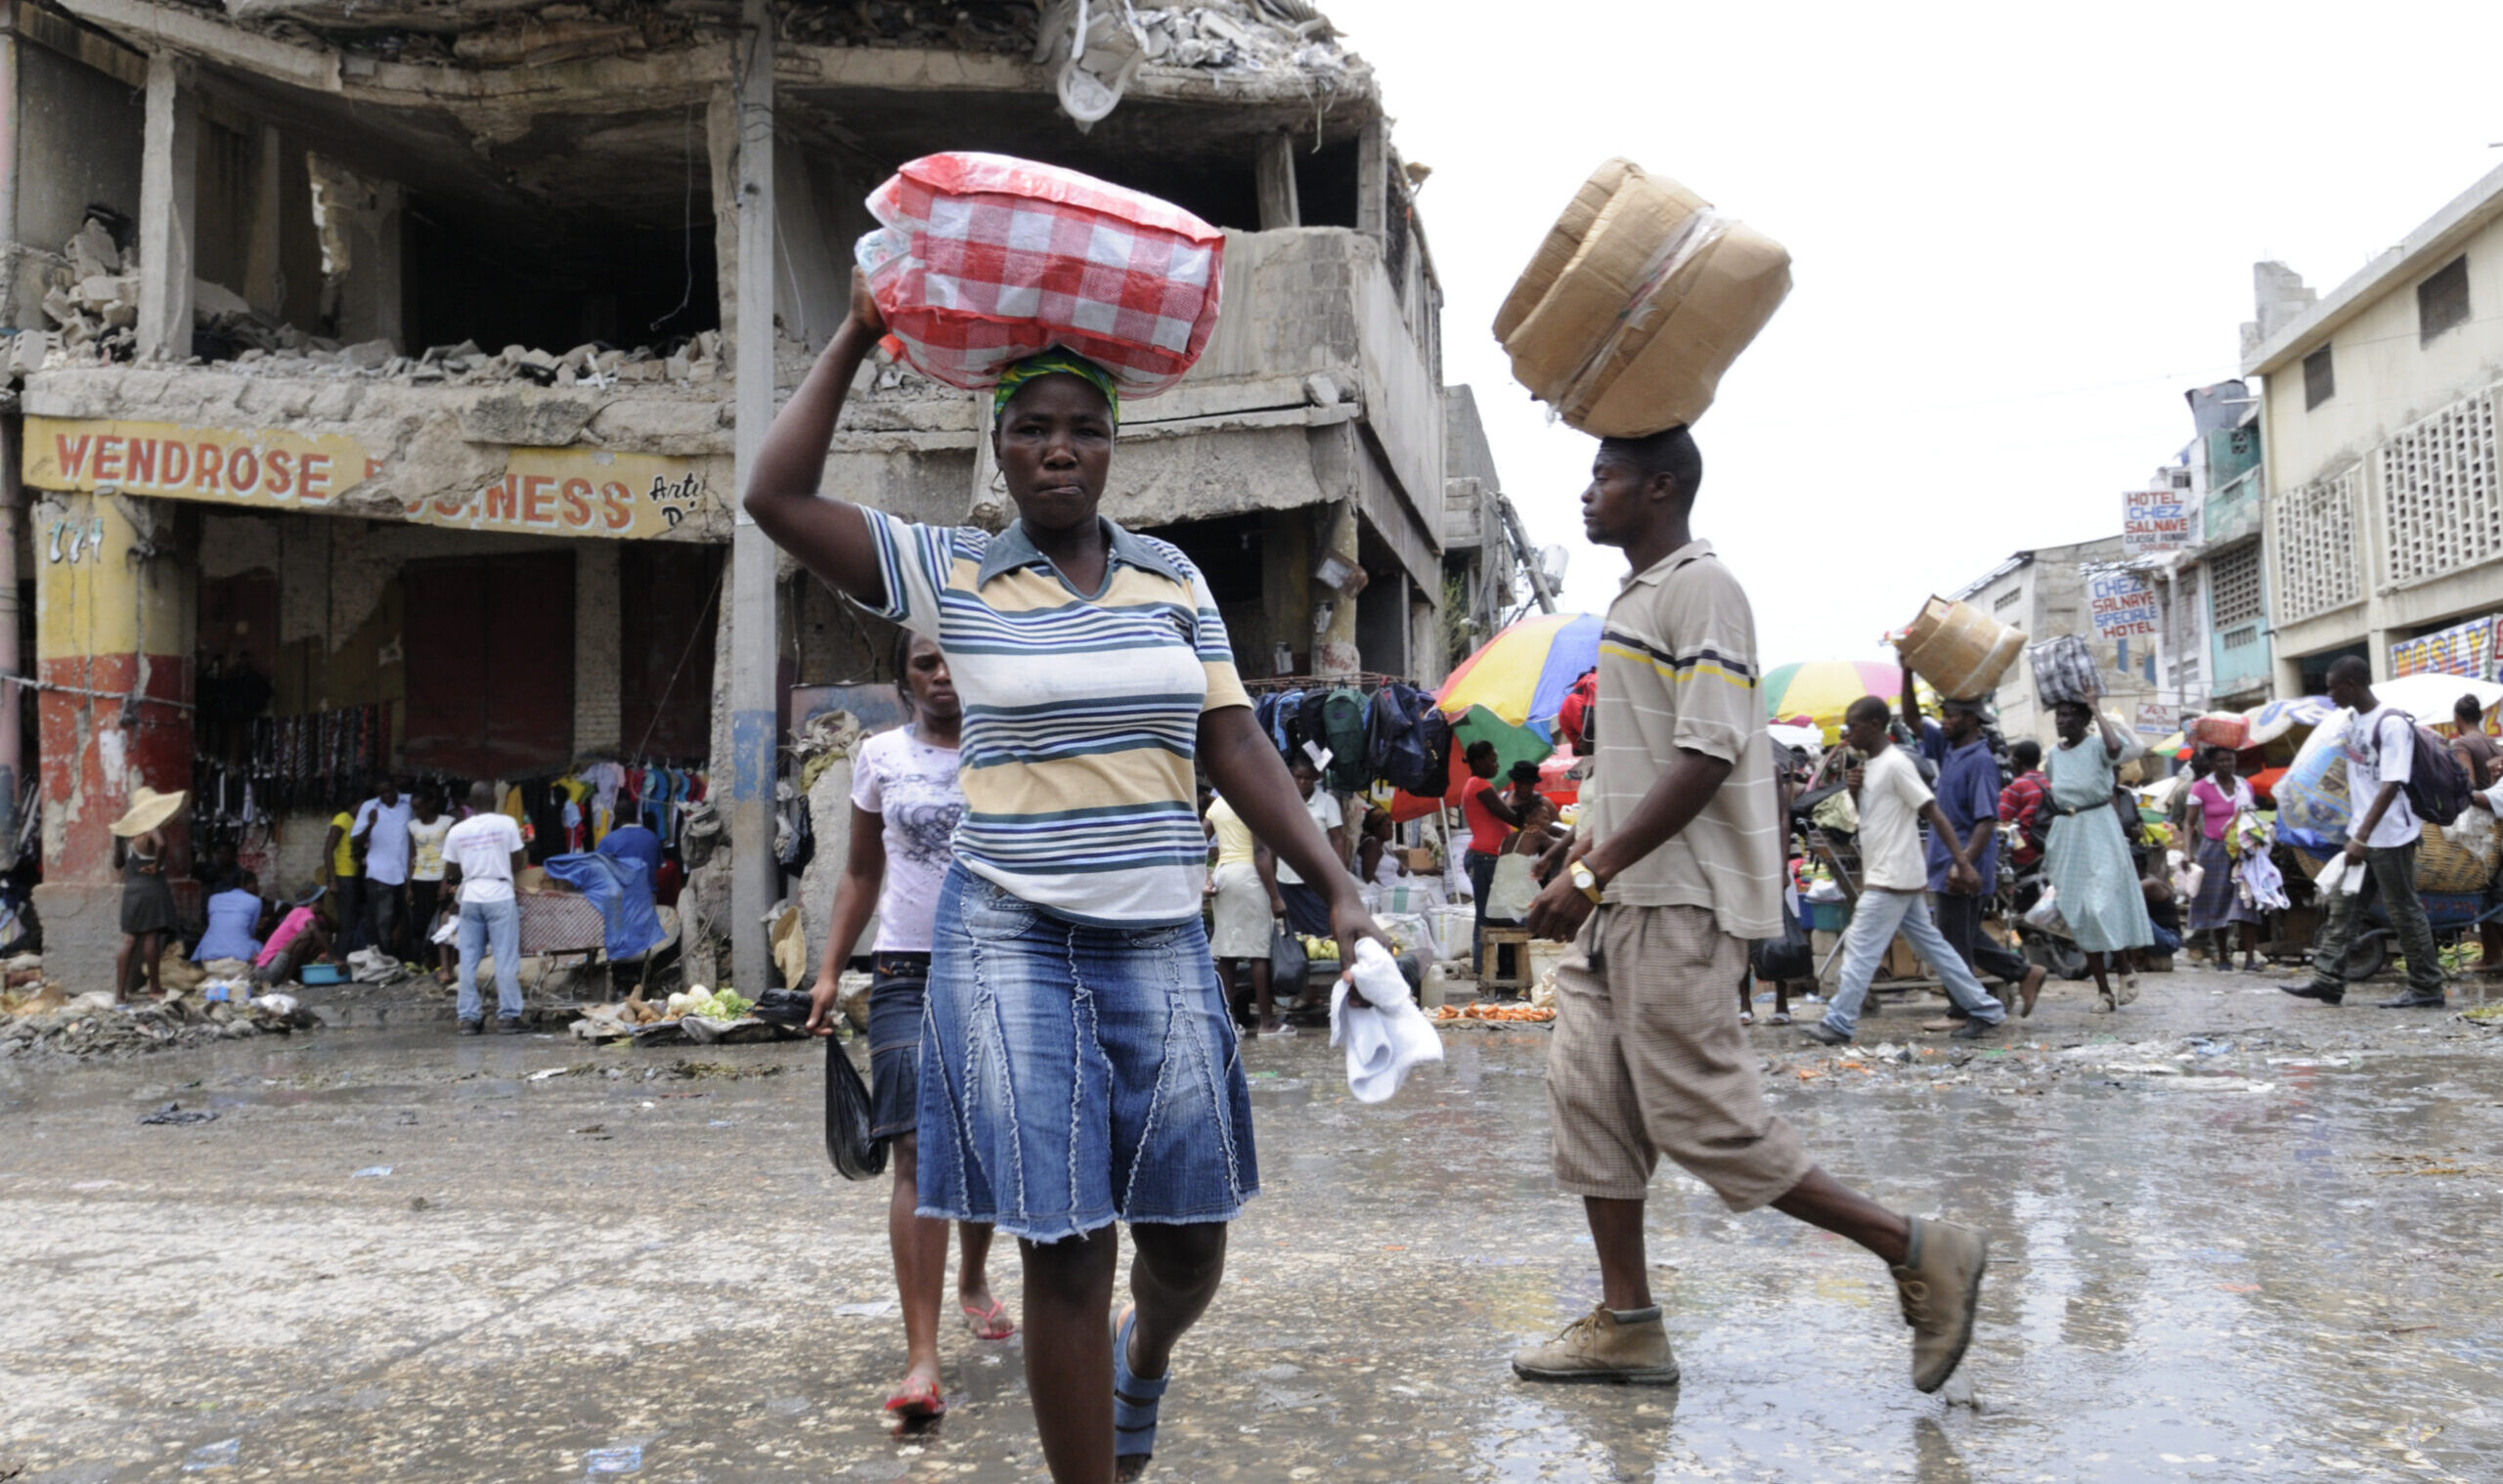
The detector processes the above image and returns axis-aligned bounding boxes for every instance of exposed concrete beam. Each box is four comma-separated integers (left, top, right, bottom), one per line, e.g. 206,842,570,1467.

51,0,337,89
136,50,198,361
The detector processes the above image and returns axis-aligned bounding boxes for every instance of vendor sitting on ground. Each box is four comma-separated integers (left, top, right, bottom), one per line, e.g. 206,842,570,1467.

193,870,267,966
251,883,336,986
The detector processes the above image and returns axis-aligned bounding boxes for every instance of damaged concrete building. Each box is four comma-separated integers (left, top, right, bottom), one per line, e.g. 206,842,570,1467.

0,0,1530,987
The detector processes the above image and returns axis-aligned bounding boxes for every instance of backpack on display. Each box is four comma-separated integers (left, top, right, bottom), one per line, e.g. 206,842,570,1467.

1322,687,1371,790
1369,683,1443,796
1415,710,1454,794
1267,689,1306,757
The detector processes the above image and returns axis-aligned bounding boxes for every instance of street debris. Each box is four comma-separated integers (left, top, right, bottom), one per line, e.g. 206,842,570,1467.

138,1101,219,1126
3,986,321,1061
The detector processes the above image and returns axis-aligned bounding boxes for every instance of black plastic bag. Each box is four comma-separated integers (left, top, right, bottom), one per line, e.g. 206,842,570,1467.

1750,900,1813,984
1269,924,1307,992
824,1036,888,1180
753,987,813,1028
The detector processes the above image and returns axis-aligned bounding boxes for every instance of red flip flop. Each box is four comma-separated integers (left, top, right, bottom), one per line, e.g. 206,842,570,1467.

884,1375,944,1419
961,1296,1016,1340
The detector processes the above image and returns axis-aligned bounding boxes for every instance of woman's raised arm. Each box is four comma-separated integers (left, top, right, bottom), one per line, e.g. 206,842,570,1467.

740,270,895,607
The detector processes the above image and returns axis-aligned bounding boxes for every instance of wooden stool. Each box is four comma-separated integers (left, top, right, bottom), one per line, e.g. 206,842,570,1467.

1478,925,1534,996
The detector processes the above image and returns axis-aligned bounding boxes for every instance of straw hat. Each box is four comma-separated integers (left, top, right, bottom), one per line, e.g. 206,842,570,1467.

110,785,188,838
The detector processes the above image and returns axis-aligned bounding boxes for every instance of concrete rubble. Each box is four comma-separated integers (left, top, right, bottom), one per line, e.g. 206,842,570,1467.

1,985,321,1060
35,208,746,390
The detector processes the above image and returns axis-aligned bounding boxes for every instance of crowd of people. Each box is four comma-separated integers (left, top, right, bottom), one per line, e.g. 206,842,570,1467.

85,256,2499,1484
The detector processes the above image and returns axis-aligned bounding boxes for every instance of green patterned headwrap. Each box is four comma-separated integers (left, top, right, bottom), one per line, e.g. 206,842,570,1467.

991,348,1120,426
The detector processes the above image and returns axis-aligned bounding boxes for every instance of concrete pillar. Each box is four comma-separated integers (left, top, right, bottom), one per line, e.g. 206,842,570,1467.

136,51,198,361
341,180,402,349
243,124,285,317
1314,501,1363,678
30,493,196,987
573,543,621,753
0,422,22,868
724,0,780,991
1255,131,1300,231
1354,118,1385,243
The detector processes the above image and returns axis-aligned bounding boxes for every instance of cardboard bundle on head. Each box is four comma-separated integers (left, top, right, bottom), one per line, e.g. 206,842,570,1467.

1896,595,2027,701
856,152,1225,397
1495,158,1791,436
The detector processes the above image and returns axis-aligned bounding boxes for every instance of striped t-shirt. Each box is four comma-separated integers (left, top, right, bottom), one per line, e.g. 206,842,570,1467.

863,510,1252,927
1583,539,1782,940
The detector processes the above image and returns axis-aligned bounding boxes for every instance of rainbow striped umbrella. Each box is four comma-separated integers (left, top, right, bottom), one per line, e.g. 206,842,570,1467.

1436,611,1603,735
1759,659,1909,740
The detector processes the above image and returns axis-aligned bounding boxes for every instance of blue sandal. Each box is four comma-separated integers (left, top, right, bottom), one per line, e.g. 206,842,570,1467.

1113,1306,1166,1476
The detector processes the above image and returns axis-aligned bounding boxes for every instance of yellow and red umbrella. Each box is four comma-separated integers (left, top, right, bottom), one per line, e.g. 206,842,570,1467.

1759,659,1910,741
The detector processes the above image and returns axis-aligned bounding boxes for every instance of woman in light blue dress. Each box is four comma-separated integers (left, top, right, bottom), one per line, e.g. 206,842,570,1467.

2045,699,2154,1012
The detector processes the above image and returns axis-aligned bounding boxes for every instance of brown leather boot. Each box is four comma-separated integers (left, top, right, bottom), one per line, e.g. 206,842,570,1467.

1511,1304,1680,1385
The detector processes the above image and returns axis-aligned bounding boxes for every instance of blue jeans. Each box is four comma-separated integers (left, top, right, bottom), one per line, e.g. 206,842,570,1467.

457,896,523,1024
917,866,1257,1243
1820,889,2005,1040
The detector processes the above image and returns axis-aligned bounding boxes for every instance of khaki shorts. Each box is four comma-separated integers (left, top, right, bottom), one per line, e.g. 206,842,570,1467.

1548,903,1811,1210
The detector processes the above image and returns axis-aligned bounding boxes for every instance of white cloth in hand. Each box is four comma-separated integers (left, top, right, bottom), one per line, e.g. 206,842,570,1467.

1328,938,1443,1104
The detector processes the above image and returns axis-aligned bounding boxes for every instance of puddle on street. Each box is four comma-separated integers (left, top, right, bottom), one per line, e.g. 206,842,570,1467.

1,1004,2497,1481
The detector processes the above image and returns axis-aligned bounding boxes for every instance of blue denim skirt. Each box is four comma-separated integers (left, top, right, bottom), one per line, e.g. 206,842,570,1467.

917,865,1258,1243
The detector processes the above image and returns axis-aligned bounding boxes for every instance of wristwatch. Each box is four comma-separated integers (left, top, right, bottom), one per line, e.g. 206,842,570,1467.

1569,859,1604,904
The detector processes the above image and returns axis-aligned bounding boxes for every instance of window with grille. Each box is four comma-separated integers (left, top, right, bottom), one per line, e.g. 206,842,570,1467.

2377,387,2500,587
2275,468,2362,621
2304,345,2335,410
2418,254,2471,345
1993,586,2022,612
2211,543,2263,628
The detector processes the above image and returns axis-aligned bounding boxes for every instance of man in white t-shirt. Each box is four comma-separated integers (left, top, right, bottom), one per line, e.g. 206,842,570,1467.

2283,656,2446,1008
1272,755,1346,938
1802,697,2005,1045
352,780,415,957
444,780,529,1032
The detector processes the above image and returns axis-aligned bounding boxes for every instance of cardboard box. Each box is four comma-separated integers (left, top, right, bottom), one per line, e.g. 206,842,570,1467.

1898,595,2027,701
1496,158,1791,436
1405,847,1438,873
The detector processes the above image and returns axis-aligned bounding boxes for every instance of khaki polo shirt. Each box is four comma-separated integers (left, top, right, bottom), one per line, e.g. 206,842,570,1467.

1583,540,1783,939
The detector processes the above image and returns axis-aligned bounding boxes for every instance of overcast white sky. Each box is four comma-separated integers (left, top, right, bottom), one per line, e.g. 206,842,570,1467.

1320,0,2503,667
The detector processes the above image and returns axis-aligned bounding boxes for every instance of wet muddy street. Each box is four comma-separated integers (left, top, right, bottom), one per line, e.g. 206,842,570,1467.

4,965,2500,1483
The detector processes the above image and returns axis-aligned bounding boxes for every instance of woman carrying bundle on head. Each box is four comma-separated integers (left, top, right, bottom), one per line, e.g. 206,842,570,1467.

745,269,1387,1483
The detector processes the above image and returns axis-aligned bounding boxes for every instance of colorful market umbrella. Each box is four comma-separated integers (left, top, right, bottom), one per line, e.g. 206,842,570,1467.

1759,660,1910,740
1436,612,1603,735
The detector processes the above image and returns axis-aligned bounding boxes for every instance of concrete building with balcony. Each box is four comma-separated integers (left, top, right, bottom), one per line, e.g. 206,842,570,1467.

2241,162,2503,697
0,0,1512,985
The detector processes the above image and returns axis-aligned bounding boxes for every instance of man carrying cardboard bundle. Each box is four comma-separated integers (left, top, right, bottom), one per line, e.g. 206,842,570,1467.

1514,424,1990,1396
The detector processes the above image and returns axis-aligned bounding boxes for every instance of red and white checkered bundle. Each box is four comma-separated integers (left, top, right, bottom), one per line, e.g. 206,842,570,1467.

856,153,1226,399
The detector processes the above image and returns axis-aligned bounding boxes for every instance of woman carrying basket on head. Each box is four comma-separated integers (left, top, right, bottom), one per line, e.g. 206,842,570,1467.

748,270,1386,1484
807,628,1009,1421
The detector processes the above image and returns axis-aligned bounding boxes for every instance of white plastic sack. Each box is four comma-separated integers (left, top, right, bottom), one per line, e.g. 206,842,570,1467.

1327,940,1443,1104
2022,888,2066,933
